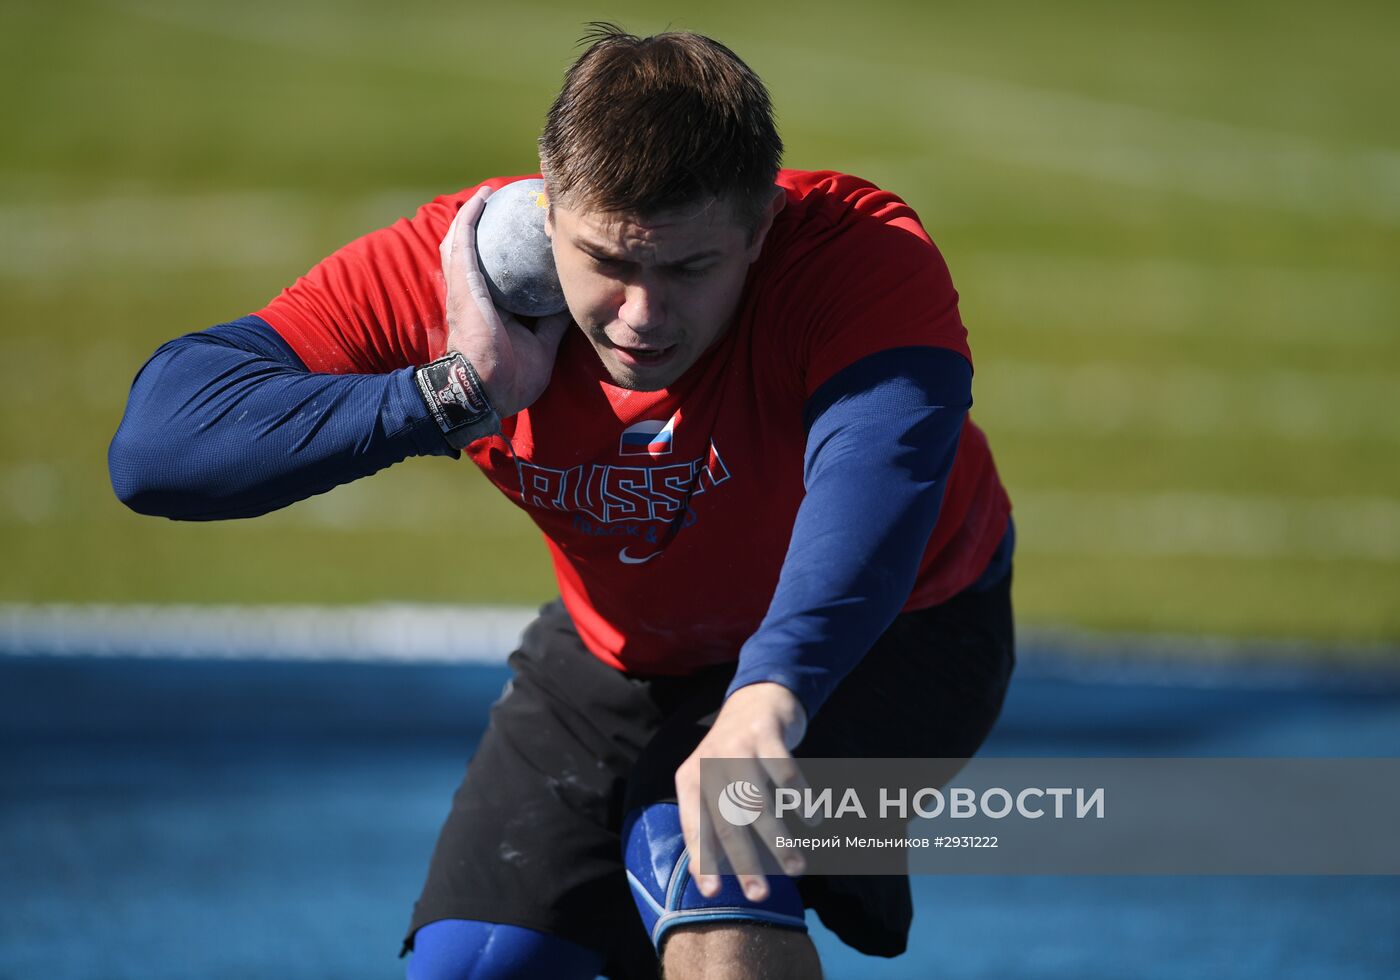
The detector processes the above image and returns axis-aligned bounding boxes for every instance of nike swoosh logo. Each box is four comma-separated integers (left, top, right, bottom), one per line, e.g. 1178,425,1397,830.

618,547,662,565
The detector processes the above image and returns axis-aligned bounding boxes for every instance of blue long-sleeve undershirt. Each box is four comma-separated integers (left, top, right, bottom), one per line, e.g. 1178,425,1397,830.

725,346,1004,720
108,316,454,520
111,323,1007,720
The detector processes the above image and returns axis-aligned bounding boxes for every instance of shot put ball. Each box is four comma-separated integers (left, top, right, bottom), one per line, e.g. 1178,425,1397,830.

475,179,568,317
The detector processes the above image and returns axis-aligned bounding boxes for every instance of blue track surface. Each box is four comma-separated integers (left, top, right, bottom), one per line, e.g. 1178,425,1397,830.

3,651,1398,979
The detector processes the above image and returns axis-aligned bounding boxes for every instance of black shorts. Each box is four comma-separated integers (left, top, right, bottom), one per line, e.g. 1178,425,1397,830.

403,572,1014,978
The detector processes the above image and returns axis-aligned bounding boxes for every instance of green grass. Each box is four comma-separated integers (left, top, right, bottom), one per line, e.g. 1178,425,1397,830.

2,0,1397,645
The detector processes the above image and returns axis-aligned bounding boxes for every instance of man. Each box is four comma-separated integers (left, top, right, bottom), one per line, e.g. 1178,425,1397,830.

110,25,1014,980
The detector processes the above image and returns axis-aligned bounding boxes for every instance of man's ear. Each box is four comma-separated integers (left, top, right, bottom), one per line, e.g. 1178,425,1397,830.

745,185,787,261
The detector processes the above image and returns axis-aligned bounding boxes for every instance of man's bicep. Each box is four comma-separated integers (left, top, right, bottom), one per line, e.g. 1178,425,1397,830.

802,345,971,482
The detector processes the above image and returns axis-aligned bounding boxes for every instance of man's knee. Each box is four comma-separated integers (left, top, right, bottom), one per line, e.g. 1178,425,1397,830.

661,922,822,980
622,802,807,948
624,801,818,977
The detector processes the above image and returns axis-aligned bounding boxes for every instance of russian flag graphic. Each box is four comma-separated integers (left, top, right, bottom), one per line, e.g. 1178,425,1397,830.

619,415,677,456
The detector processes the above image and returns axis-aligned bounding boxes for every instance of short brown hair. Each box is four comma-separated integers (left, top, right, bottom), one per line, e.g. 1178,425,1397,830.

539,24,783,225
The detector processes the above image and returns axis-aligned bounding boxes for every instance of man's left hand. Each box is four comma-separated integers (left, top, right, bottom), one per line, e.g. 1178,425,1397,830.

675,681,809,902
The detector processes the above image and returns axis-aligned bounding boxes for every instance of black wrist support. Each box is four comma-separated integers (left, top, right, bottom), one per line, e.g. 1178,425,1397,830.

414,352,501,450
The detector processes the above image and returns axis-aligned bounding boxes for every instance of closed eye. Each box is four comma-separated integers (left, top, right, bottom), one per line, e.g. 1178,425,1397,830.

666,264,714,279
587,254,630,274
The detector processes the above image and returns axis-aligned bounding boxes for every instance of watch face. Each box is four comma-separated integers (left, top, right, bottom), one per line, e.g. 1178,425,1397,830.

437,356,492,422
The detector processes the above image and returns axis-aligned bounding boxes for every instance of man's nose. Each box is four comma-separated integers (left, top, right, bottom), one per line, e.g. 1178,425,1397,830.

618,278,666,333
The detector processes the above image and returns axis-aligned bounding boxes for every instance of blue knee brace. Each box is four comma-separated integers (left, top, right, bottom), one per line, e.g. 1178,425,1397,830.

406,919,603,980
622,801,807,950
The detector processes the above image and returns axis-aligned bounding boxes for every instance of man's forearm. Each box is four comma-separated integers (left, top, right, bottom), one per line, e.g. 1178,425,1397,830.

109,316,452,521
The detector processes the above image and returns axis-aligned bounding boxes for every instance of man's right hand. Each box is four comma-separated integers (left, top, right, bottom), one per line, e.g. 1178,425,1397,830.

440,186,572,418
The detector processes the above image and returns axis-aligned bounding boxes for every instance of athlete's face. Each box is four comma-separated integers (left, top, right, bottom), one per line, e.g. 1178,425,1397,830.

546,190,783,391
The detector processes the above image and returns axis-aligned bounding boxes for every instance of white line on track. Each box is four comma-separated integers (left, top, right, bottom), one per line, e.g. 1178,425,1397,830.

0,602,535,662
2,604,1393,675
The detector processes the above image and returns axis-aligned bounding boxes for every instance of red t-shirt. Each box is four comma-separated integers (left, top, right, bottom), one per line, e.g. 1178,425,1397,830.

258,170,1012,675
